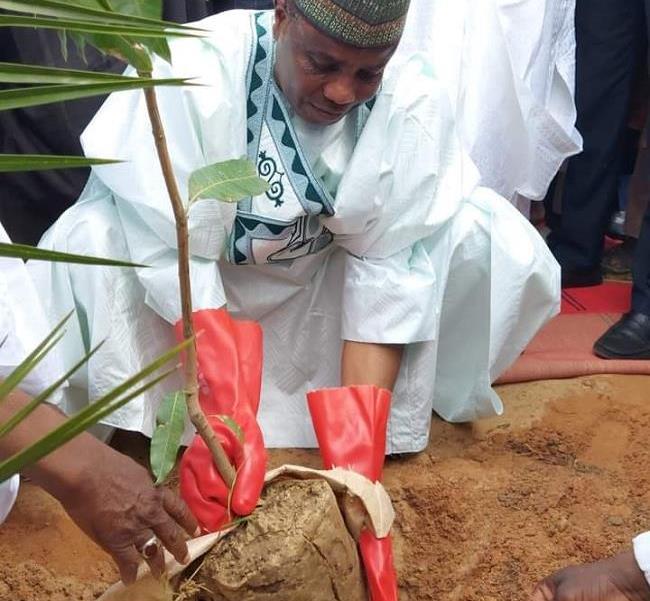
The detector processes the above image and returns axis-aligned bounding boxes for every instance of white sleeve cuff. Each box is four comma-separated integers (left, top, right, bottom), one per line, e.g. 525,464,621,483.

0,475,19,524
633,531,650,587
341,245,438,344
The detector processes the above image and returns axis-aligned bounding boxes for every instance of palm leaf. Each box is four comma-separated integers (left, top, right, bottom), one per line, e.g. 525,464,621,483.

0,62,147,85
0,313,72,402
0,242,146,267
0,154,119,172
0,0,201,33
0,342,104,439
81,31,156,71
0,77,192,112
0,15,195,38
0,338,191,482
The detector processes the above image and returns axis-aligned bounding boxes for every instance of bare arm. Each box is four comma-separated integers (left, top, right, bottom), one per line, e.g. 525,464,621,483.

341,341,404,391
0,389,106,501
0,388,198,583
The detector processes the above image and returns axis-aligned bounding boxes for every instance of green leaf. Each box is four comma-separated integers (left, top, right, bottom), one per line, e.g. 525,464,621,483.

0,154,119,172
103,0,162,20
0,77,192,112
85,32,153,71
68,32,91,63
0,313,72,403
0,338,192,483
0,62,145,85
0,242,146,267
150,391,187,485
0,4,182,66
219,415,244,443
0,342,104,439
0,15,194,39
99,0,171,63
189,159,270,204
0,0,200,33
56,29,69,62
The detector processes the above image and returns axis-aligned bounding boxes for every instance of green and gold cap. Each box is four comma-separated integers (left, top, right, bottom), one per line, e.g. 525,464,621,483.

293,0,411,48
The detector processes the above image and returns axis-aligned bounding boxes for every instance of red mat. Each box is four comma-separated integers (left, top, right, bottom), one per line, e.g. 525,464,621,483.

497,281,650,384
561,281,631,314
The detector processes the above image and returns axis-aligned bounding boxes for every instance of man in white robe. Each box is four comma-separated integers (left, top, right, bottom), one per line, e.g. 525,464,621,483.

33,1,560,454
395,0,582,217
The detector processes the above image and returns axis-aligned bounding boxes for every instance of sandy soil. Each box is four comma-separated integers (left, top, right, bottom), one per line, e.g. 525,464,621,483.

1,374,649,601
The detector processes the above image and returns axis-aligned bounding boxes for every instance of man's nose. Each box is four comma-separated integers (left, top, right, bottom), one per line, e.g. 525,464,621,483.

322,76,356,107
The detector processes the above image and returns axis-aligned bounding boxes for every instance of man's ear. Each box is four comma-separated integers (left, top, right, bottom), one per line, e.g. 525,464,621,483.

273,0,289,39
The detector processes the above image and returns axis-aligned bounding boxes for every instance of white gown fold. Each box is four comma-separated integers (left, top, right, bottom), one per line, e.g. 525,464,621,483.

396,0,582,211
0,224,65,523
33,8,560,453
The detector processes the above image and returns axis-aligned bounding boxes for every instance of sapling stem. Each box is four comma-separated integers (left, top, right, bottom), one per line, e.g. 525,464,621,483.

139,75,236,489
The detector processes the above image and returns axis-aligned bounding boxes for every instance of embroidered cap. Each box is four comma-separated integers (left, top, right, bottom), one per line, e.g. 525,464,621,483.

292,0,411,48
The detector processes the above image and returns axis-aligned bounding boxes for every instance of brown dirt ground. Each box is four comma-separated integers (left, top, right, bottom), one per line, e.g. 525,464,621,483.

1,374,649,601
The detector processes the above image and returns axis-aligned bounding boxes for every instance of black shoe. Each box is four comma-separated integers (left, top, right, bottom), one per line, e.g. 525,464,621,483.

561,266,603,288
593,311,650,359
602,238,636,277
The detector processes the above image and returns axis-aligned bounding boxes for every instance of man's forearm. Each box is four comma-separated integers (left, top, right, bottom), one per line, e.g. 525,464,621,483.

0,389,108,506
341,340,404,391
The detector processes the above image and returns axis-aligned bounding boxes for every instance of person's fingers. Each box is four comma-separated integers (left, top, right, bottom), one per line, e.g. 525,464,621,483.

530,581,556,601
111,546,142,586
133,530,166,580
146,547,166,580
161,488,200,537
152,513,191,565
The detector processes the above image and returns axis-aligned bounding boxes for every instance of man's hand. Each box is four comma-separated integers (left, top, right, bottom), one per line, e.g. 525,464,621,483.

0,393,199,585
61,448,199,584
530,551,650,601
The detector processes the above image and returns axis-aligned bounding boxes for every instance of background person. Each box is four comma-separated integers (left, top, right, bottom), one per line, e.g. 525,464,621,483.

530,533,650,601
0,222,198,584
543,0,646,288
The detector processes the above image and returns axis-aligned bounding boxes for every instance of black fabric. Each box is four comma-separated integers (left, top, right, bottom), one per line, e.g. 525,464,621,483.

0,1,274,246
632,203,650,314
0,30,124,245
544,0,646,272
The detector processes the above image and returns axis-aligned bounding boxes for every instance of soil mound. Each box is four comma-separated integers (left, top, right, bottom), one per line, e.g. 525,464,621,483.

196,478,366,601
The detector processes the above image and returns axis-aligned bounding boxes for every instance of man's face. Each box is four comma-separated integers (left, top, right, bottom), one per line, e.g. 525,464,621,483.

273,1,398,125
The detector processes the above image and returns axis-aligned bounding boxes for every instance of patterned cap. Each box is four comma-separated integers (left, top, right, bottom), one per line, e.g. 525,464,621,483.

292,0,411,48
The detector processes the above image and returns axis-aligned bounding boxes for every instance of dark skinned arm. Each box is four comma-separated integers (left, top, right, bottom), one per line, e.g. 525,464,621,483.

341,340,404,390
0,387,198,584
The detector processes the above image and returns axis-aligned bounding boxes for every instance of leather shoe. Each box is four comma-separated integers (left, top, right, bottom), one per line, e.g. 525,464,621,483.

561,266,603,288
593,311,650,359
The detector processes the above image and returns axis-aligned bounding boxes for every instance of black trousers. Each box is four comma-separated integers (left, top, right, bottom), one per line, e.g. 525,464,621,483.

633,203,650,313
545,0,645,271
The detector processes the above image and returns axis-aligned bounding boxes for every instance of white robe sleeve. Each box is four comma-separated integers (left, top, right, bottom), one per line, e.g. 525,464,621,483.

0,223,66,523
395,0,581,206
325,52,559,377
0,225,65,397
79,13,250,323
634,532,650,588
325,56,473,344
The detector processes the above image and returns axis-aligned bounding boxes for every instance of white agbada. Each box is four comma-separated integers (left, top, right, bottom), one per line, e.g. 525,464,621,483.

33,9,560,453
396,0,582,215
0,224,64,523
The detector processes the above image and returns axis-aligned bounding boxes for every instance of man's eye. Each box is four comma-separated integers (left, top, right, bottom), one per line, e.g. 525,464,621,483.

306,56,336,73
358,70,382,83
